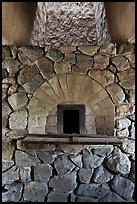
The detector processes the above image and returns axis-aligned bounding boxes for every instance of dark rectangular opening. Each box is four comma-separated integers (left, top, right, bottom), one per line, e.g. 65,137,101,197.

63,110,79,134
57,104,85,134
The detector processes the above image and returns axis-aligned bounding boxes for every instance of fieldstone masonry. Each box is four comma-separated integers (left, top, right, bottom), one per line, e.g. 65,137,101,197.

2,42,135,202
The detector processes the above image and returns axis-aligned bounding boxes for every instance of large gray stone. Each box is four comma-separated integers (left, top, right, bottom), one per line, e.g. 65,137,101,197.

76,196,98,202
82,149,104,169
19,167,31,182
92,145,113,157
76,183,110,199
99,191,126,202
2,166,19,186
18,46,44,65
49,172,77,193
34,164,52,182
36,150,56,164
2,182,23,202
110,175,134,201
121,139,135,154
58,144,83,154
130,122,135,139
17,64,39,85
116,127,129,137
106,83,125,103
105,147,131,174
8,93,28,110
21,74,45,94
36,57,55,80
6,129,27,139
78,168,94,183
129,162,135,183
23,181,48,202
54,154,75,175
92,165,114,183
9,109,27,129
47,191,69,202
69,154,83,168
115,117,131,130
2,160,14,172
15,150,41,167
2,58,21,75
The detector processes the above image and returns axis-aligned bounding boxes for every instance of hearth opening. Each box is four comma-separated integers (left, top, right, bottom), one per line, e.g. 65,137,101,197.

63,110,79,134
57,104,85,134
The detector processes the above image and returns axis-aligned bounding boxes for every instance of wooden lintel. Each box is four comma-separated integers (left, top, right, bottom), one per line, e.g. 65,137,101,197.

21,134,128,145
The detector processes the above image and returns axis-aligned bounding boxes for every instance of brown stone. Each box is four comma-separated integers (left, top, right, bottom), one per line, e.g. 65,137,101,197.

72,65,88,74
93,54,109,69
99,43,117,55
36,57,54,80
125,53,135,68
10,45,18,59
54,61,71,74
2,84,9,99
2,138,15,160
7,84,18,96
88,69,114,87
76,53,93,68
118,43,134,55
2,116,8,128
59,46,76,54
2,99,12,117
2,45,11,60
64,53,76,65
2,76,16,85
115,104,135,116
128,89,135,103
111,56,130,72
2,69,8,80
118,68,135,89
17,65,39,85
106,83,125,104
18,46,44,65
78,46,99,56
46,48,64,62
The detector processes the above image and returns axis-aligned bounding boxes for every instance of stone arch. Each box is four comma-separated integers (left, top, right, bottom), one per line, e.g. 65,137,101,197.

28,73,114,135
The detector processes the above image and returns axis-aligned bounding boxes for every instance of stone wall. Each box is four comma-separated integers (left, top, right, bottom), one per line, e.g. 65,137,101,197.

2,42,135,202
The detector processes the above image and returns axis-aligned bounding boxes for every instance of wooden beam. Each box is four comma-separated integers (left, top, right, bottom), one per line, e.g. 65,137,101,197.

22,134,128,145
